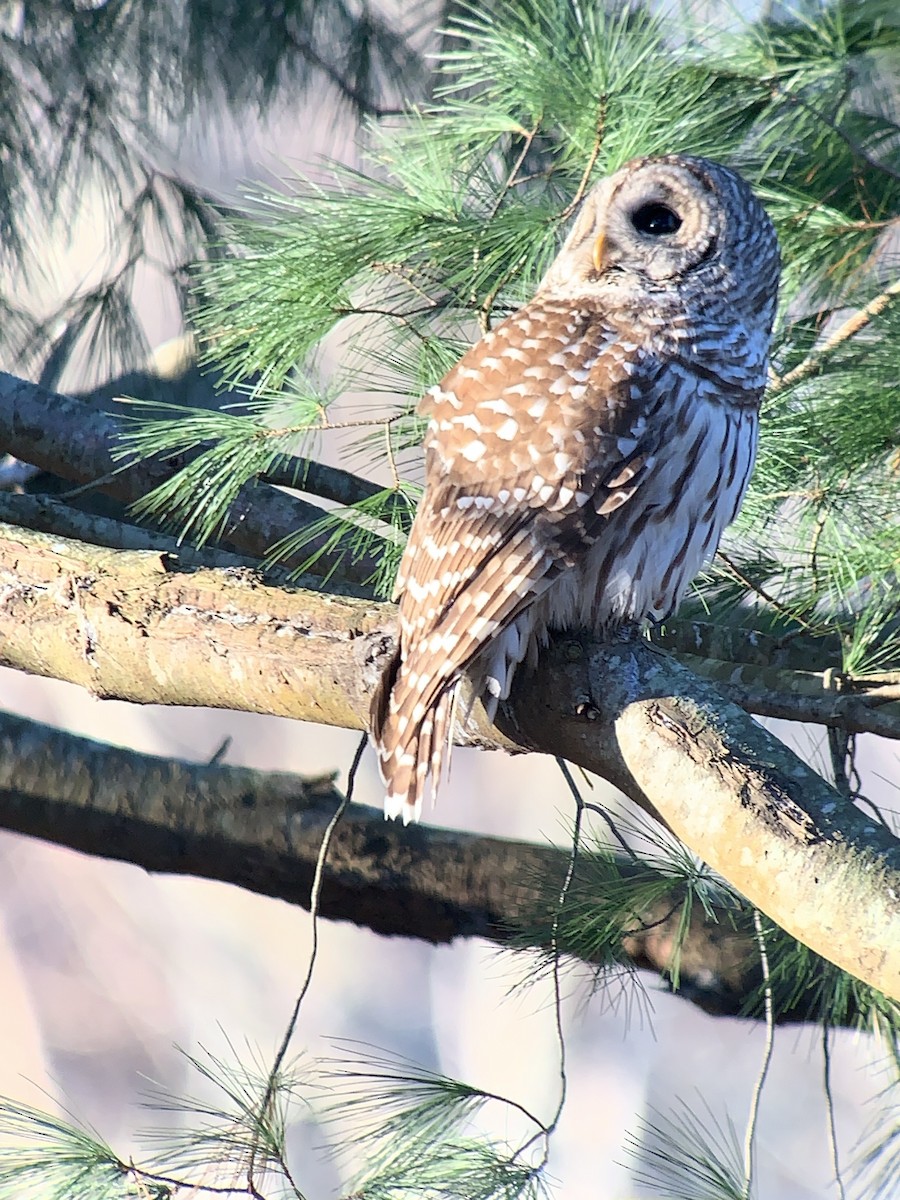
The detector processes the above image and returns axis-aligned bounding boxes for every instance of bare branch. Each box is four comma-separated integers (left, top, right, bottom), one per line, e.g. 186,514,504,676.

0,371,381,587
1,521,898,997
675,652,900,741
771,279,900,392
261,455,413,528
0,708,859,1025
263,456,392,508
0,491,257,568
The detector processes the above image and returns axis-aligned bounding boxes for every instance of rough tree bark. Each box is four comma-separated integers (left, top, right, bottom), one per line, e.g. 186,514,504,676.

0,516,898,999
0,707,838,1024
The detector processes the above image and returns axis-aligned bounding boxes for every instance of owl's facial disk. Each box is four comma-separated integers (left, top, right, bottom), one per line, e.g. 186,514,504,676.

535,153,779,336
592,161,720,284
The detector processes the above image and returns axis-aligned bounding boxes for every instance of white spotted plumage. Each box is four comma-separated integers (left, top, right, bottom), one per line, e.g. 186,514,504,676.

370,154,781,822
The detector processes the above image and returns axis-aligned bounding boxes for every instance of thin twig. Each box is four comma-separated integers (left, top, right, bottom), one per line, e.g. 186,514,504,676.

583,800,640,861
771,279,900,392
623,900,685,937
822,1026,847,1200
808,503,828,592
479,259,526,334
317,413,400,432
370,260,443,307
476,123,543,334
825,667,852,798
828,726,852,797
332,303,439,347
743,909,775,1200
127,1161,252,1196
715,549,817,633
556,97,608,223
509,757,585,1171
545,760,586,1138
481,107,605,334
384,421,401,491
247,735,364,1196
489,123,541,223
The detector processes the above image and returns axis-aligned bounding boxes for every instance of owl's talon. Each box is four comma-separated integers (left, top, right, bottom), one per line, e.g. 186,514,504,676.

574,700,601,721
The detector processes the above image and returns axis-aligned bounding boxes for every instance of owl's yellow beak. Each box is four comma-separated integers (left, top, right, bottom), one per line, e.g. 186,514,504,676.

592,232,607,272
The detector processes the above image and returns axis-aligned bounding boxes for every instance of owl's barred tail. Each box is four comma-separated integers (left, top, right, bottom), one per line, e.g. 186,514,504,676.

369,650,459,823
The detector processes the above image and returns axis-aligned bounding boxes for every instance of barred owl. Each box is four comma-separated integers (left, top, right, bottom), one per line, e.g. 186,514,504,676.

371,154,780,822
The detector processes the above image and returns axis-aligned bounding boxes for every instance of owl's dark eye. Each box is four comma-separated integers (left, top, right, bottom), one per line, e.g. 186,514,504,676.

630,203,682,236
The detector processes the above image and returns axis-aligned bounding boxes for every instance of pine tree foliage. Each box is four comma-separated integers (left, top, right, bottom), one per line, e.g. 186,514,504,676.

0,1044,556,1200
0,1099,137,1200
625,1099,749,1200
139,1043,304,1182
520,808,900,1030
315,1044,552,1199
0,0,426,386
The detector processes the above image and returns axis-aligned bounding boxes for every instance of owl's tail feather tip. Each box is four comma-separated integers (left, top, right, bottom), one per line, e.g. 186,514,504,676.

377,736,426,825
369,650,459,823
384,783,420,825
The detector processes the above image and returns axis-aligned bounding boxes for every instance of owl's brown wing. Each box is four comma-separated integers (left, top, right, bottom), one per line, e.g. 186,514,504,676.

396,301,666,599
372,301,668,819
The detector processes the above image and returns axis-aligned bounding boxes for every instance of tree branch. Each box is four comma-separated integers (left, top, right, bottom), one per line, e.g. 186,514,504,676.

0,371,381,587
504,638,900,999
0,708,855,1025
770,278,900,391
1,520,898,998
674,651,900,740
261,456,413,527
0,491,258,569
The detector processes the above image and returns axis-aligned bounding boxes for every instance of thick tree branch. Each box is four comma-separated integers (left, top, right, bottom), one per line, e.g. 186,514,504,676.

1,521,898,998
0,491,259,568
0,493,371,598
652,616,840,672
674,651,900,739
0,370,380,586
0,709,849,1025
0,521,386,722
504,638,900,1000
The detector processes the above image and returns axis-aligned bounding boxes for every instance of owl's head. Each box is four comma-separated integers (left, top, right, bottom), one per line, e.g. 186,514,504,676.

538,155,780,331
